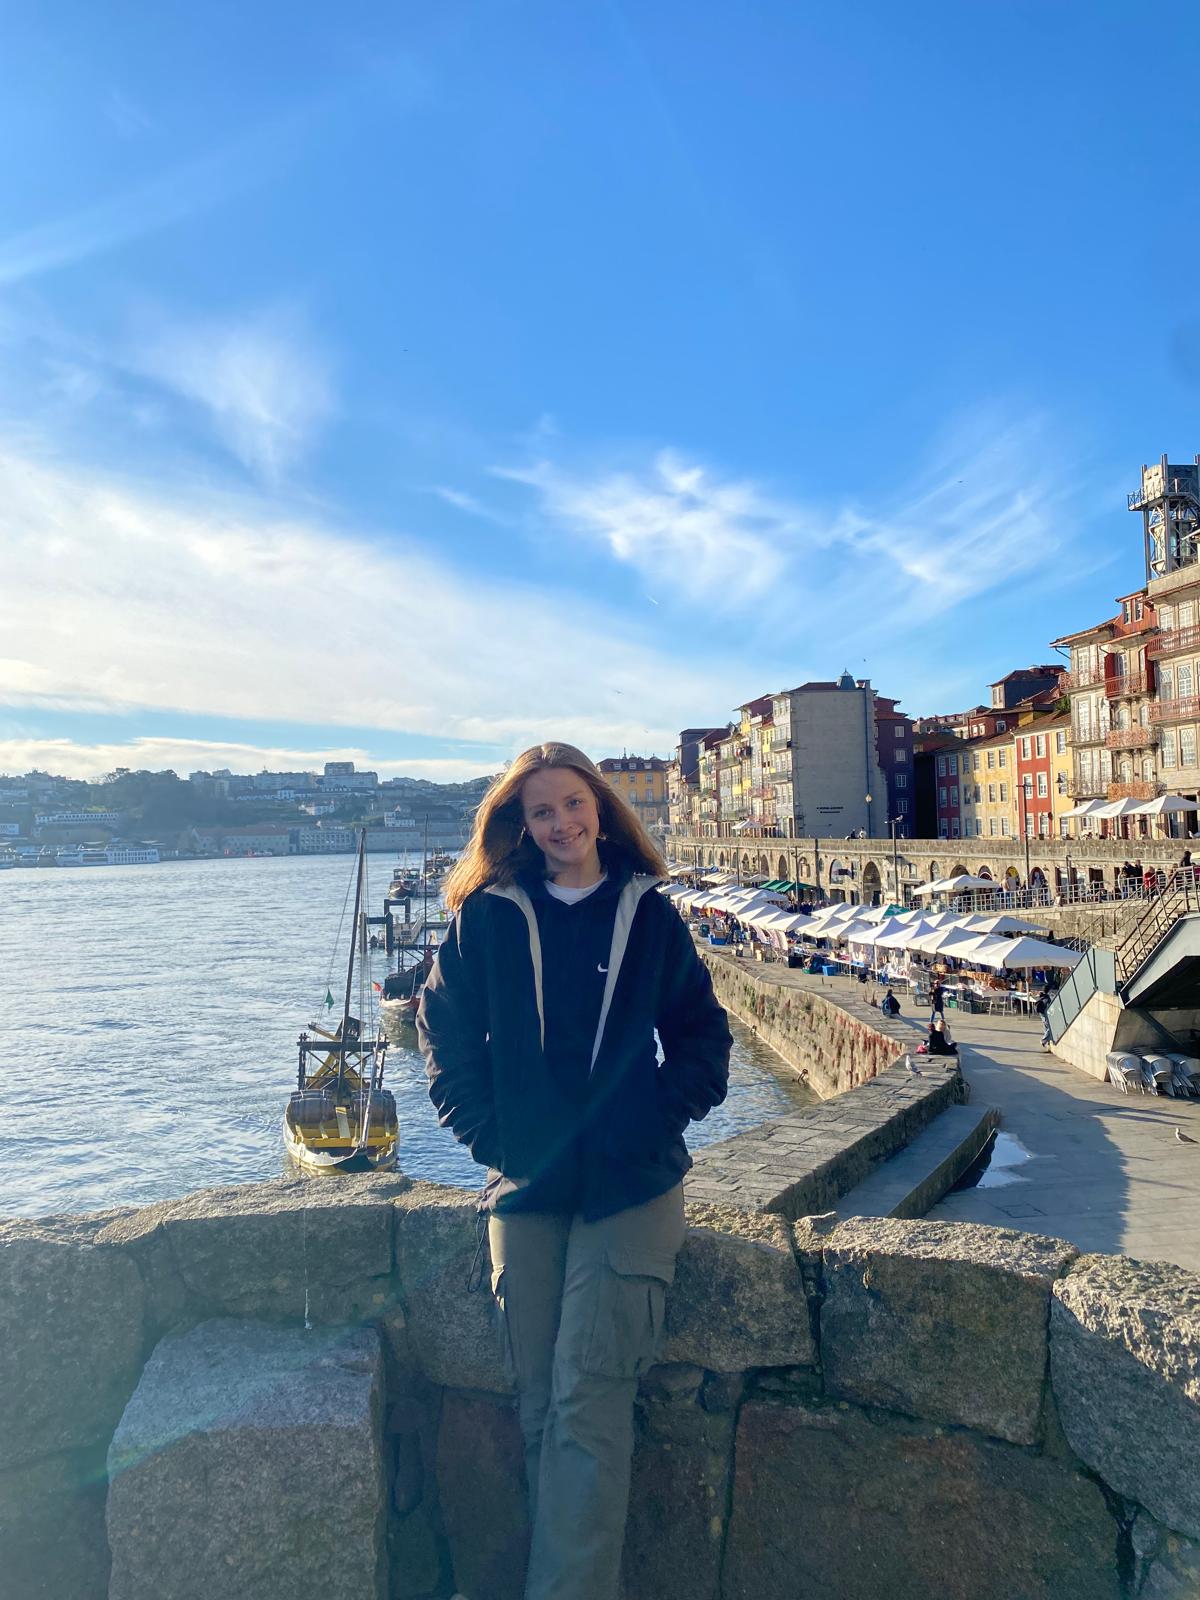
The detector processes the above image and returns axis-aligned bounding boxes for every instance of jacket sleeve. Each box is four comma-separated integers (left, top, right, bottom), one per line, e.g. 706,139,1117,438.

653,901,732,1134
416,902,503,1171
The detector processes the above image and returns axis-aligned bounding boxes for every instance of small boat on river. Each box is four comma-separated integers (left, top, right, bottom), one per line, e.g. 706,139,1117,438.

283,832,399,1175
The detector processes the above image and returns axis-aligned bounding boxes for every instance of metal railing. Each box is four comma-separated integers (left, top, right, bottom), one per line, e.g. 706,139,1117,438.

1147,623,1200,659
1116,879,1199,983
1149,694,1200,724
1063,670,1105,691
1107,780,1161,800
1104,671,1153,699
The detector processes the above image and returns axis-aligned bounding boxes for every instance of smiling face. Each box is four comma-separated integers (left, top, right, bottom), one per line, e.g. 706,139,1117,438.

520,765,603,885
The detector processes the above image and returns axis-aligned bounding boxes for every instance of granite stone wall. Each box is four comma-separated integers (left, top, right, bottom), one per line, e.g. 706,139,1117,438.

2,1176,1198,1600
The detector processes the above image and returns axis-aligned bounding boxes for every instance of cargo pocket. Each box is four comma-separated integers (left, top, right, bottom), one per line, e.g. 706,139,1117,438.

582,1246,677,1380
490,1265,516,1387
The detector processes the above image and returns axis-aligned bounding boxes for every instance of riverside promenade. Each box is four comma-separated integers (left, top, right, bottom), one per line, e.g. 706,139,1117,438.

740,961,1200,1271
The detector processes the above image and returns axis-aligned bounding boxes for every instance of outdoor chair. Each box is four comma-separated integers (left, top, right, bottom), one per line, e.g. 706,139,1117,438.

1106,1052,1147,1094
1140,1054,1176,1096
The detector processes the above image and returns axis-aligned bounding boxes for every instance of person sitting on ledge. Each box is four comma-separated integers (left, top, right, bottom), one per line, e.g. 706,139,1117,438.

881,988,901,1018
926,1016,957,1055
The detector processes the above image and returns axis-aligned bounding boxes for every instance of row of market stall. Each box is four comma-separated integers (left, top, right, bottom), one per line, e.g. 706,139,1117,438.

663,871,1083,978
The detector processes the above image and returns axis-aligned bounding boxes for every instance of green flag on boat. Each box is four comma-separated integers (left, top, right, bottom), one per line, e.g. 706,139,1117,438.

324,989,335,1010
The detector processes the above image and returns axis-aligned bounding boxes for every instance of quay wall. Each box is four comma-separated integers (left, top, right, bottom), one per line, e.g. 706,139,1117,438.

3,1176,1199,1600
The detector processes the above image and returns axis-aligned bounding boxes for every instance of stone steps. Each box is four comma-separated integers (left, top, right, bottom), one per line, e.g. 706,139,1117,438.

833,1103,1001,1219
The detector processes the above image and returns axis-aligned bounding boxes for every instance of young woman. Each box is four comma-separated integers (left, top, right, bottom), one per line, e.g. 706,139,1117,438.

417,742,731,1600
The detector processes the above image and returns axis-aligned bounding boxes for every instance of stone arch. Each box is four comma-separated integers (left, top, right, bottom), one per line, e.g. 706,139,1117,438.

757,853,769,875
950,862,968,878
1030,866,1048,889
861,860,883,904
740,852,751,876
975,864,994,880
717,851,726,868
777,855,788,880
927,860,940,881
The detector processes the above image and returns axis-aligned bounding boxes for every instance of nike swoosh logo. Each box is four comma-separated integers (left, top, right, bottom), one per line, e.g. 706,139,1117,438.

597,964,608,973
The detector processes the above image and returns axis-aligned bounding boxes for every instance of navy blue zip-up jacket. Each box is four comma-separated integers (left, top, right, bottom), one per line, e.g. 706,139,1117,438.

417,849,731,1221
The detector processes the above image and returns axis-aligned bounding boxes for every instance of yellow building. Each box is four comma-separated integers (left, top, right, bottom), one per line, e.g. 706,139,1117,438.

957,731,1016,842
598,756,670,827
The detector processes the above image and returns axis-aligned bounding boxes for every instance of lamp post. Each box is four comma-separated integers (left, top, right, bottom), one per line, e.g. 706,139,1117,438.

888,815,901,906
1021,777,1033,894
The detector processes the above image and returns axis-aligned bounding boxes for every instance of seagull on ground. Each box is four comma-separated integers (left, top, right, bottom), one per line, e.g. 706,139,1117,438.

1175,1127,1198,1145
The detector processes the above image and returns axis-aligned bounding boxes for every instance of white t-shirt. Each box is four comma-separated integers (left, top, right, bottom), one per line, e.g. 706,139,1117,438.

544,872,608,905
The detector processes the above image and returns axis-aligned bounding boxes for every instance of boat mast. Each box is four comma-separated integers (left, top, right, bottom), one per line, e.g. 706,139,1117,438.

339,830,367,1091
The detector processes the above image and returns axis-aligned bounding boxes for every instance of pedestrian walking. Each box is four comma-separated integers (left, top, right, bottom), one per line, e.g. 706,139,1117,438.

418,742,732,1600
1035,984,1053,1050
930,980,945,1026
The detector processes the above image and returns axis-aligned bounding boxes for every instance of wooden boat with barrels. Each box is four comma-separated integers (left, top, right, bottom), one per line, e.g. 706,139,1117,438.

283,833,399,1174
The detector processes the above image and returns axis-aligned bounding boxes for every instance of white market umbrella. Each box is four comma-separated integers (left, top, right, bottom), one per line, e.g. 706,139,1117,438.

1061,800,1108,819
1089,798,1147,819
1130,795,1200,816
906,925,989,957
911,874,997,898
969,914,1050,936
968,935,1083,971
871,919,940,951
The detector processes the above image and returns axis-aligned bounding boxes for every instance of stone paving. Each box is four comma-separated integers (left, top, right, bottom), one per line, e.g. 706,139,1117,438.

782,966,1200,1270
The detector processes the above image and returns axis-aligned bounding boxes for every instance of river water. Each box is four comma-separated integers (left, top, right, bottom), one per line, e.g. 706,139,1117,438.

0,855,814,1219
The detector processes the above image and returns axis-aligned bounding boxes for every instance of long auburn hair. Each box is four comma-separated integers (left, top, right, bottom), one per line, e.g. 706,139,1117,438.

443,742,668,912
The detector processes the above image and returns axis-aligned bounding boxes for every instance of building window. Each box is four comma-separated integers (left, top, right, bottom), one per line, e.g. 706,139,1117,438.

939,822,949,838
1182,726,1198,768
1179,663,1194,698
974,785,982,803
939,786,947,806
951,818,961,837
1021,737,1031,759
895,772,908,789
998,749,1007,767
986,751,995,769
997,719,1007,732
936,755,946,776
893,747,908,763
1001,818,1010,836
988,818,997,836
1055,730,1067,754
1162,730,1178,769
972,754,981,772
973,819,982,837
1060,818,1070,838
894,725,905,739
987,784,996,803
1025,812,1034,836
999,782,1008,802
948,755,958,775
1036,773,1048,798
950,786,959,805
896,796,909,813
1035,735,1047,757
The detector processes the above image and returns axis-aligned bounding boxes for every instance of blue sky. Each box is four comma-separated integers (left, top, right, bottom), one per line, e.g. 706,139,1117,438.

3,0,1199,780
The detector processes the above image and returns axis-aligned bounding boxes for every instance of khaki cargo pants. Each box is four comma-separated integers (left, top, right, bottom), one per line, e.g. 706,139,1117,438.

488,1183,685,1600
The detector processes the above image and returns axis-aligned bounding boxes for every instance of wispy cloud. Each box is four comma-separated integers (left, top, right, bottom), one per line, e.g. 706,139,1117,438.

501,412,1079,631
127,306,336,480
104,89,156,140
499,450,794,610
0,444,742,762
427,484,514,526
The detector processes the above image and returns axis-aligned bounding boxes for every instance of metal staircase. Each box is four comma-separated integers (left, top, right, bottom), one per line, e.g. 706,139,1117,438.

1116,880,1199,987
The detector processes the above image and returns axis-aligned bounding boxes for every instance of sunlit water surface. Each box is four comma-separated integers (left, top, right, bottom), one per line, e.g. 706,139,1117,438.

0,856,814,1218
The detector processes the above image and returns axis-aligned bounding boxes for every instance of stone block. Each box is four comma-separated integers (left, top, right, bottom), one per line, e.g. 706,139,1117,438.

0,1217,145,1467
623,1387,736,1600
821,1218,1076,1444
436,1390,528,1600
96,1173,407,1330
722,1400,1120,1600
662,1207,815,1371
393,1183,510,1392
107,1319,385,1600
0,1446,109,1600
1051,1253,1200,1540
1132,1511,1200,1600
